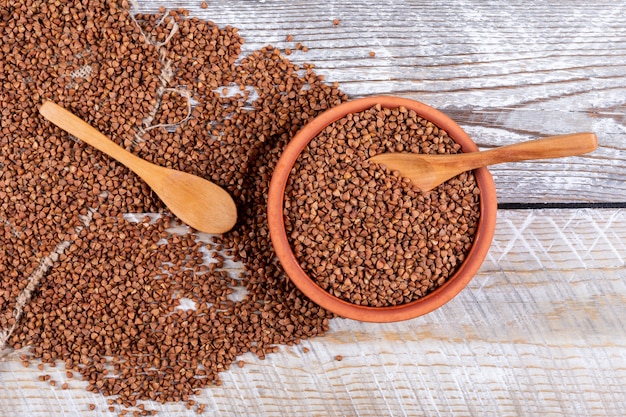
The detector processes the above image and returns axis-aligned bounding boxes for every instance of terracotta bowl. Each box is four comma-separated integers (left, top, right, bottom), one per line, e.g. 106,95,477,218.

267,96,497,322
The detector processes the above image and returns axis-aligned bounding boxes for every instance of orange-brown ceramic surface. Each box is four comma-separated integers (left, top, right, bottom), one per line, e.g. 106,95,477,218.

267,96,497,322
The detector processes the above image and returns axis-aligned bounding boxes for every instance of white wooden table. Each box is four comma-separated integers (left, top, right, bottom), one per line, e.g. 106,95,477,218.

2,1,625,415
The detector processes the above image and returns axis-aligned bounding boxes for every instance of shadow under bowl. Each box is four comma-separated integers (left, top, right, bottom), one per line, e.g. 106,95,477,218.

267,96,497,322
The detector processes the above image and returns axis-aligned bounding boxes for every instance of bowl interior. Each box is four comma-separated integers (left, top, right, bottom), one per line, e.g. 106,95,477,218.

267,96,497,322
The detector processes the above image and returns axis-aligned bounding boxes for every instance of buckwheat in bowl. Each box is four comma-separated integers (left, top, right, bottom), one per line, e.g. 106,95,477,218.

268,96,497,322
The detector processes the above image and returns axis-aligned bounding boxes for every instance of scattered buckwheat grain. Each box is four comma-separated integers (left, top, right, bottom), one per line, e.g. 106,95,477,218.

1,0,345,411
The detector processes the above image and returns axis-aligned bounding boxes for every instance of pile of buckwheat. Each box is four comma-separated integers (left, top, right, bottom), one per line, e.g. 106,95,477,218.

284,105,481,307
1,0,345,413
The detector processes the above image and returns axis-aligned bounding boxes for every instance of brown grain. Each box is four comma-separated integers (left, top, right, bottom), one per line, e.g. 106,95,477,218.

1,0,346,411
283,105,480,307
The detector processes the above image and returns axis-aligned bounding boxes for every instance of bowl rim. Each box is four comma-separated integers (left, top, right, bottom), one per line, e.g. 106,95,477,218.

267,96,497,322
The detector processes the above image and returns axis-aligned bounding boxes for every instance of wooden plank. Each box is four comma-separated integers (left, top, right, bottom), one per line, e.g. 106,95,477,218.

2,209,625,416
128,0,626,204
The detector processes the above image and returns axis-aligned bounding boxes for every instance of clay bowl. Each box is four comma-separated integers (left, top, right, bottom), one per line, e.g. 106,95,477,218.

267,96,497,322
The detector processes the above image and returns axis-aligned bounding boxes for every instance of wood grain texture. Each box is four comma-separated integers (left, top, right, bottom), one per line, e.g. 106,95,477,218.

128,0,626,204
2,1,626,416
2,209,625,416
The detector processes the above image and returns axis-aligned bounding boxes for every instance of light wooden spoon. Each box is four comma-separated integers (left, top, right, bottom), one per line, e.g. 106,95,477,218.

39,100,237,234
368,132,598,192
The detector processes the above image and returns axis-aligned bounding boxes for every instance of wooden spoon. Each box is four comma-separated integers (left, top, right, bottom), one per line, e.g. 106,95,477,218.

39,101,237,234
368,132,598,192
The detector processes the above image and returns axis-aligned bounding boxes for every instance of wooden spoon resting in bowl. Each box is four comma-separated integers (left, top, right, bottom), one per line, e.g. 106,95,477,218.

368,132,598,192
39,101,237,234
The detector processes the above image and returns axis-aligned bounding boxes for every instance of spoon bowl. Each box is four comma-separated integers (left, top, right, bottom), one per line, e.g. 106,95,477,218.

39,101,237,234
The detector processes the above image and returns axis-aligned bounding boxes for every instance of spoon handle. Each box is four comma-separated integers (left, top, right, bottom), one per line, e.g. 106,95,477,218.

459,132,598,171
39,101,154,177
